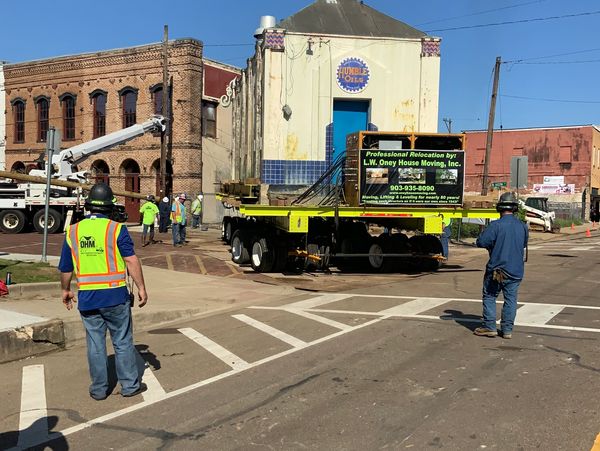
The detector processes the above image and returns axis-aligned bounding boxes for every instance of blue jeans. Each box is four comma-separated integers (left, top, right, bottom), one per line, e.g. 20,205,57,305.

80,302,140,397
481,269,521,333
192,214,201,228
172,223,186,245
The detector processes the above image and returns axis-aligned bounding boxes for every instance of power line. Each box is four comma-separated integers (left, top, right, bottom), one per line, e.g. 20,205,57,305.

511,59,600,65
425,10,600,33
203,43,253,47
502,94,600,104
504,47,600,63
416,0,548,26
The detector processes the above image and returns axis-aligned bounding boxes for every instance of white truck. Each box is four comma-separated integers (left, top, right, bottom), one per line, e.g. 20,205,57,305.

0,116,166,234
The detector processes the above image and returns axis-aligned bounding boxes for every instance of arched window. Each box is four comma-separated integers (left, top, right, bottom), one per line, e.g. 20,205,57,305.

90,90,107,138
91,159,110,185
119,87,138,128
59,93,77,141
35,96,50,142
11,99,26,143
11,161,26,174
150,84,163,115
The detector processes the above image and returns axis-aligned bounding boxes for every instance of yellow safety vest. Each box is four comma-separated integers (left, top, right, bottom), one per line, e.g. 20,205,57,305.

171,201,182,223
65,217,127,291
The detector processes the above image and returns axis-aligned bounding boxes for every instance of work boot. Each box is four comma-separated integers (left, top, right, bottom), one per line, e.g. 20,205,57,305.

473,327,497,337
499,330,512,339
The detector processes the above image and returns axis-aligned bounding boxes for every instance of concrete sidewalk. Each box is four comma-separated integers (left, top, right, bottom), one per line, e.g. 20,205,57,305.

0,261,297,363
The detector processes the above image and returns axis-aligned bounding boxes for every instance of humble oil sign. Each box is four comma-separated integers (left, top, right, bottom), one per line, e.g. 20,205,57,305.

359,149,465,206
336,57,370,93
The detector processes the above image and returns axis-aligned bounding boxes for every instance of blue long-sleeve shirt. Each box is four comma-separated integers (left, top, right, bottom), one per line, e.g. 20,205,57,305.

476,214,529,280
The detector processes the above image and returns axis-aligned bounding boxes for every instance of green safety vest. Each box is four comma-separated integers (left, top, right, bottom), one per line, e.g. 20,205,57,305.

65,217,126,291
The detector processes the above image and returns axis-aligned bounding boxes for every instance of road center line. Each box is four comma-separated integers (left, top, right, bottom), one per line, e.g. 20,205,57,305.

232,314,307,348
178,327,249,370
17,364,47,449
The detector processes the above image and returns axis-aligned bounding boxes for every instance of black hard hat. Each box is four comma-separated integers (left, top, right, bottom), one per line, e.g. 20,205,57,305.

146,194,156,202
85,182,115,209
497,192,519,212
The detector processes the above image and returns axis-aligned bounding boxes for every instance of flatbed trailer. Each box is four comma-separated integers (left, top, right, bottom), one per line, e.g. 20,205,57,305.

221,202,498,273
220,130,499,273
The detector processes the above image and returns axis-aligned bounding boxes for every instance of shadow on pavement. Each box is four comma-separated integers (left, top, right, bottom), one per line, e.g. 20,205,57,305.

0,415,68,450
439,309,481,332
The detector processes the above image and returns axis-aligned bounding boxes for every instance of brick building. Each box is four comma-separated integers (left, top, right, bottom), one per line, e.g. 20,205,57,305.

3,39,237,222
464,126,600,216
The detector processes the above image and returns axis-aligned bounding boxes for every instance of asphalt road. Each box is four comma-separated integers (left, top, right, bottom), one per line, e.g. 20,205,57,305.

2,233,600,449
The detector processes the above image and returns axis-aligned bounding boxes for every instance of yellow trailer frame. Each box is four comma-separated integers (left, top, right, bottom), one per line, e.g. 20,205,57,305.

236,205,499,234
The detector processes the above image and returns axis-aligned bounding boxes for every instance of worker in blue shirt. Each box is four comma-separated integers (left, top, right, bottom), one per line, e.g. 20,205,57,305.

474,192,528,339
59,183,148,400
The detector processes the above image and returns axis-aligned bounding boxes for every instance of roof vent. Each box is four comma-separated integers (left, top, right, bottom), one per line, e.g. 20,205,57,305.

254,15,277,38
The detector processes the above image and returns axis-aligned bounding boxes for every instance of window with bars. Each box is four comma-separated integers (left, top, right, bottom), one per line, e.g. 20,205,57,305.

93,93,107,138
121,90,137,128
62,95,76,141
37,98,49,142
13,100,25,143
202,100,217,138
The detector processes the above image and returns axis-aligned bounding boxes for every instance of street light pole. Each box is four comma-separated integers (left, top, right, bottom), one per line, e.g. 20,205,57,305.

41,127,60,262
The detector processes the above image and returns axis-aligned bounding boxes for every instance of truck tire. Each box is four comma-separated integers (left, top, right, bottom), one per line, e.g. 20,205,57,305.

222,219,233,243
231,229,250,264
0,210,27,234
250,235,276,272
33,209,62,234
272,243,289,273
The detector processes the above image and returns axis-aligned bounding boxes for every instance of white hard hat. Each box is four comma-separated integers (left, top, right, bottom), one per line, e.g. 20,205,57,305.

163,197,169,202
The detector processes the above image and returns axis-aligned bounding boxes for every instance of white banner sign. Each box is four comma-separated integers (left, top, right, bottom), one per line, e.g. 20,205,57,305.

543,176,564,184
533,183,575,194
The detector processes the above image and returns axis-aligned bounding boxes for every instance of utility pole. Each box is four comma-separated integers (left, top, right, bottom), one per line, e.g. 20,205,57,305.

443,118,452,133
160,25,169,198
481,56,501,196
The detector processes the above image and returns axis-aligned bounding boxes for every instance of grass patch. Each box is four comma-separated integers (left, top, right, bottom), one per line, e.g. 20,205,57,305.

0,258,60,284
555,218,583,228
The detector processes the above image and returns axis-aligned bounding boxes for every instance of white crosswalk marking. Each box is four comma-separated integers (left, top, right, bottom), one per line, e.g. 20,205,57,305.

232,314,307,348
284,293,352,310
378,297,450,316
135,351,166,402
286,309,351,330
17,365,47,449
517,303,564,326
178,327,249,370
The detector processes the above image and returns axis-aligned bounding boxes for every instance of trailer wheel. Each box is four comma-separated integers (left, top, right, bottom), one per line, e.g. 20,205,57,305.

250,236,275,272
33,209,62,234
0,210,27,234
222,219,233,244
231,229,250,264
367,238,386,272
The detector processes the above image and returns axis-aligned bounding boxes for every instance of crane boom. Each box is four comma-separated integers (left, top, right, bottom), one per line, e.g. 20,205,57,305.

29,115,167,181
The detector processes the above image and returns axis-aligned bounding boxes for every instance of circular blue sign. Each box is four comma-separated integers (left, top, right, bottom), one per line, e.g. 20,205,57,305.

336,57,370,93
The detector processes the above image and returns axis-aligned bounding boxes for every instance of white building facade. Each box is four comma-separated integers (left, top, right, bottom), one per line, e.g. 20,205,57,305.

232,0,441,188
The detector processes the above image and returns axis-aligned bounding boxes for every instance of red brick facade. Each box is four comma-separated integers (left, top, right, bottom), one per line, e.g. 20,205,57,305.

4,39,203,218
464,126,600,196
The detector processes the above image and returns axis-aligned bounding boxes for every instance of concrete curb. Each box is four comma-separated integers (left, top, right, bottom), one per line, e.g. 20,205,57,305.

0,319,65,364
6,282,61,299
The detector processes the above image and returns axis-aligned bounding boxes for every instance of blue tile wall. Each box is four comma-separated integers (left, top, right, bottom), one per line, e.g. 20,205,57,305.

326,122,334,167
261,160,329,185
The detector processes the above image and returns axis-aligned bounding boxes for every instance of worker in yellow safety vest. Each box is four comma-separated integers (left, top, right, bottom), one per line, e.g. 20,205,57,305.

59,182,149,400
171,193,187,247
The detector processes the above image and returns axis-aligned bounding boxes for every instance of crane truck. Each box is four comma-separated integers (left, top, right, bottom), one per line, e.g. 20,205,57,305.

219,131,500,274
0,116,166,234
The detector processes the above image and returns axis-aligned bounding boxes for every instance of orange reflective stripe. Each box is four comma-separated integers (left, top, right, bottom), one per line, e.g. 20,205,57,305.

111,223,119,272
104,221,111,273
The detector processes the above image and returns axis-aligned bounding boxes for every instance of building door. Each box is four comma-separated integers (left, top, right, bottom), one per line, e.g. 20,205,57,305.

332,100,369,163
121,159,141,223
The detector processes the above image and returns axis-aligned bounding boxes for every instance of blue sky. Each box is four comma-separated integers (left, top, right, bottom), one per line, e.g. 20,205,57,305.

1,0,598,133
